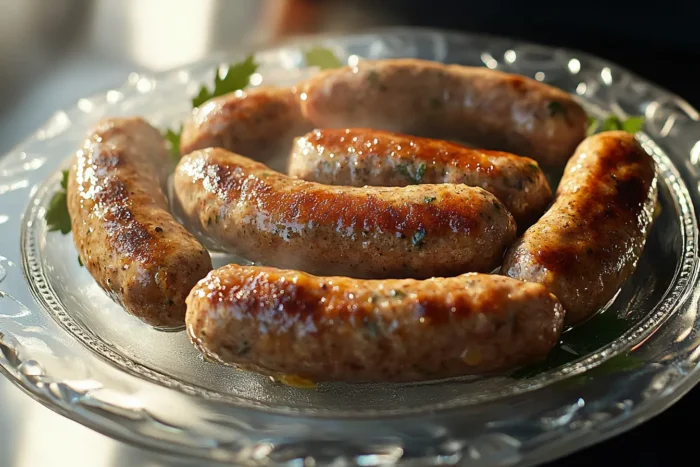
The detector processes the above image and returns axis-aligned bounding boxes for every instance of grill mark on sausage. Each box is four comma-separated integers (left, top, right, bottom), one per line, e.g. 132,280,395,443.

300,59,588,167
503,131,657,324
308,128,502,172
533,135,654,275
291,128,552,228
68,117,213,327
181,86,313,162
186,264,565,382
206,157,489,238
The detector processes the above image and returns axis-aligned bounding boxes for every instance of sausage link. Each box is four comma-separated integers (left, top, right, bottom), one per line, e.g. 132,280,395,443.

173,148,516,279
501,131,658,324
67,117,213,327
299,58,587,167
186,264,565,382
180,86,312,169
288,128,553,227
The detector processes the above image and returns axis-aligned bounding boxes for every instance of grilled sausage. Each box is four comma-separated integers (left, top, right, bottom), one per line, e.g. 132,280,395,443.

501,131,658,324
180,86,311,169
173,148,516,279
299,58,588,167
288,128,553,227
186,264,565,382
67,117,213,328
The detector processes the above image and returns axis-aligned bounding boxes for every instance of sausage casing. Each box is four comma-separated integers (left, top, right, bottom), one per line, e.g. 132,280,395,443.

299,58,588,167
288,128,552,227
67,117,213,327
502,131,658,324
180,86,311,168
186,264,565,382
173,148,516,279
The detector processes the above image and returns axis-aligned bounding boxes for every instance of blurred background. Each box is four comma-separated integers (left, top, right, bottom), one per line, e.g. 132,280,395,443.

1,0,699,155
1,0,698,465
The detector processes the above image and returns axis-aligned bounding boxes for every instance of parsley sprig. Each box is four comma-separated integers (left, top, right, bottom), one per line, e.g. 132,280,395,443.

46,170,71,234
511,310,641,379
397,163,427,184
45,169,82,265
162,47,344,161
587,114,645,136
48,50,331,238
163,125,183,163
163,55,260,161
191,56,259,108
304,46,343,70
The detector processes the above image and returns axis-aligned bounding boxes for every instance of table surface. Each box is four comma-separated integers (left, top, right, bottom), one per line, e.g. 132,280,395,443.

1,1,698,466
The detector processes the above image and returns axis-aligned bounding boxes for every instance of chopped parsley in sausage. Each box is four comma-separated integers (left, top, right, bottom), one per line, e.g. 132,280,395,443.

412,227,427,247
396,163,427,184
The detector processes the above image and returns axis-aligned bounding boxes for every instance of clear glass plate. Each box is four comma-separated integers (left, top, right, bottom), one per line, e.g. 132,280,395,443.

1,28,700,466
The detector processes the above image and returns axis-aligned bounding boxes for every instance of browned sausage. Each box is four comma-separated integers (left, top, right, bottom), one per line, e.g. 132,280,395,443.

501,131,658,324
180,86,311,168
288,128,553,227
299,58,588,167
67,117,213,328
186,264,565,382
173,148,516,279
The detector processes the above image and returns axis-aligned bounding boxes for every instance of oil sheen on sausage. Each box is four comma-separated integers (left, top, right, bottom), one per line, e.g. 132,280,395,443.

288,128,553,227
186,264,565,382
299,58,588,167
502,131,658,324
180,86,311,168
173,148,516,279
67,117,213,328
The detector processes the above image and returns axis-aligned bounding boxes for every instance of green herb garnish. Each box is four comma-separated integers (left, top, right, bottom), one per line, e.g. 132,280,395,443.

602,115,624,131
45,170,83,267
396,165,412,182
586,354,643,376
621,116,645,133
588,114,645,136
46,170,71,235
364,318,379,338
163,124,183,162
412,227,427,247
562,354,644,388
304,47,343,70
166,56,260,161
415,163,426,182
192,55,259,108
511,310,636,379
60,168,68,189
424,196,437,203
397,163,426,184
587,115,600,135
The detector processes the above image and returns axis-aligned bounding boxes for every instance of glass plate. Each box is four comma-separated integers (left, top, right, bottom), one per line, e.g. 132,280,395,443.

1,28,700,466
